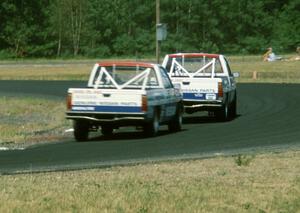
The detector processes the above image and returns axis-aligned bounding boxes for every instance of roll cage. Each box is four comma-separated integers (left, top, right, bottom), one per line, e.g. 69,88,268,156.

163,54,227,78
87,63,166,90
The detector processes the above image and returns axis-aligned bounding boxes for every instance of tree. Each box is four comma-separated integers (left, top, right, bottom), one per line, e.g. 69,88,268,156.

272,0,300,52
49,0,65,57
0,0,299,58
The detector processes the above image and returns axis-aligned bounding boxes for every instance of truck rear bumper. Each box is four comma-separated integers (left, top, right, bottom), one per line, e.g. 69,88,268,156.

66,111,147,126
183,100,223,112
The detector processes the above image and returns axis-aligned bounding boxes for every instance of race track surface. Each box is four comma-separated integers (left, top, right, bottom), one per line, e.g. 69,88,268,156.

0,81,299,174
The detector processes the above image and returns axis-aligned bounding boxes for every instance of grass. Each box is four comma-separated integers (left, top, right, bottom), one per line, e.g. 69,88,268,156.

229,55,300,83
0,63,91,81
0,55,299,145
0,150,299,212
0,96,70,145
0,56,299,212
0,55,299,82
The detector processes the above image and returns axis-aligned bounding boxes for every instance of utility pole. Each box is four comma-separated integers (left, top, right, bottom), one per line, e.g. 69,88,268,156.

156,0,160,64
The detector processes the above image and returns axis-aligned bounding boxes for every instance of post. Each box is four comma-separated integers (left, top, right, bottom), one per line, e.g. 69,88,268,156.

156,0,160,64
252,71,258,80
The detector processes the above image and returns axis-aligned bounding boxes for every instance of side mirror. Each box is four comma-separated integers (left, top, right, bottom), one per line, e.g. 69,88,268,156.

233,72,240,78
172,82,182,95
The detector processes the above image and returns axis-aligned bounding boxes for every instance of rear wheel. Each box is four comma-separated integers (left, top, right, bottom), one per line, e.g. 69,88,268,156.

229,93,237,118
101,125,113,136
216,101,229,121
168,104,182,132
144,109,159,137
73,120,89,142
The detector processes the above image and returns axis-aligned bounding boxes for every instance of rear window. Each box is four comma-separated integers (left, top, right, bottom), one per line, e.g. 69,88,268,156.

166,56,223,77
92,66,159,89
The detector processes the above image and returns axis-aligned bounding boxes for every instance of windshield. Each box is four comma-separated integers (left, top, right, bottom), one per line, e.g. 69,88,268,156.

91,66,159,89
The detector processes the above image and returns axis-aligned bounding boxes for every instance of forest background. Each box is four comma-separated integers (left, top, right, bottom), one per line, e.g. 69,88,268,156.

0,0,299,59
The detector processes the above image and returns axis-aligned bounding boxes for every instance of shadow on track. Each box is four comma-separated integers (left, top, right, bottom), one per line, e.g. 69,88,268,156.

73,113,241,143
183,114,241,124
82,129,188,143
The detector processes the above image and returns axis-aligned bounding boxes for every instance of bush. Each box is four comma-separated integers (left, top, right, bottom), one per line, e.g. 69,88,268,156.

234,154,255,166
82,45,111,58
0,50,16,59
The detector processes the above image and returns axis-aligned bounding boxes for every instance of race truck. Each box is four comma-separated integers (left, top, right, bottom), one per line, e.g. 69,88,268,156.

66,61,183,141
162,53,239,121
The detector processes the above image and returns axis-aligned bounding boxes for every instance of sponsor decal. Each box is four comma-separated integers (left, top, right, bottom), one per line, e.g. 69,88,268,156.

183,93,205,100
194,93,204,98
120,102,138,106
72,106,95,111
183,92,218,100
183,88,215,93
72,105,141,113
73,101,137,106
73,94,98,99
72,89,102,94
205,93,216,100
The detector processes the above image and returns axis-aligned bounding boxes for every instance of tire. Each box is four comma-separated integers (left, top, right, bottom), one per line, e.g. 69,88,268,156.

73,120,89,142
216,101,229,121
101,125,113,136
143,109,160,137
168,104,182,132
230,93,237,118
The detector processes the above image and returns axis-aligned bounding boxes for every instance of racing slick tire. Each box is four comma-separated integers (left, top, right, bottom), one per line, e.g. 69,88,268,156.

229,93,237,118
73,120,89,142
168,104,183,132
143,109,160,137
101,125,113,136
216,101,229,122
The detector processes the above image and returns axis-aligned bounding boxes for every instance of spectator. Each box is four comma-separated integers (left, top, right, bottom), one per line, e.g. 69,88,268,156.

286,46,300,61
262,47,282,62
263,47,272,61
296,46,300,59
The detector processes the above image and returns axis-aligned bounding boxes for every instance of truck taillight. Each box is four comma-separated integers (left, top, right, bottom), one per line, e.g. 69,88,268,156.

218,82,223,98
67,93,72,110
142,95,147,112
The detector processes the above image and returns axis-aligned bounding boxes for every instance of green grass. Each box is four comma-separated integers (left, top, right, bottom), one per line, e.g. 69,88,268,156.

229,55,300,83
0,63,91,81
0,150,299,212
0,57,299,212
0,96,70,145
0,55,299,82
0,55,299,145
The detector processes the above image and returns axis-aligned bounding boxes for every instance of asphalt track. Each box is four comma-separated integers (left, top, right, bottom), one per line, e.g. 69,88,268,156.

0,81,300,174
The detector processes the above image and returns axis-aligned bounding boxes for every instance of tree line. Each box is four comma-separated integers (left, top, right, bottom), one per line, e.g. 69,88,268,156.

0,0,299,58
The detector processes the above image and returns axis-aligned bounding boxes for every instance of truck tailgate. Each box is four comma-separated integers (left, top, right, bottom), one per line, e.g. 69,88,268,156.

68,88,144,113
172,78,222,101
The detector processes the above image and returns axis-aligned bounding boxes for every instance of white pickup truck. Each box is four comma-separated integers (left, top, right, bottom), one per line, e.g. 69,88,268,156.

162,53,238,121
66,61,183,141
